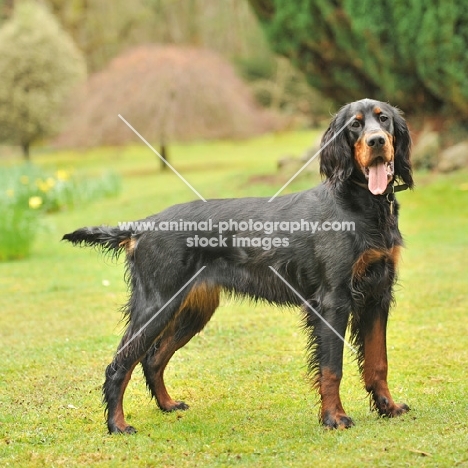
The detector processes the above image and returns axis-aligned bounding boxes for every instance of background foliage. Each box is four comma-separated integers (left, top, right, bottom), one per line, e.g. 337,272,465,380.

56,45,280,148
0,165,120,260
248,0,468,120
0,1,86,158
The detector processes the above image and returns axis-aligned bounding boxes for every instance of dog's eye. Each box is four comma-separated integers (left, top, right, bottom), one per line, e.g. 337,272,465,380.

379,115,388,123
351,120,361,128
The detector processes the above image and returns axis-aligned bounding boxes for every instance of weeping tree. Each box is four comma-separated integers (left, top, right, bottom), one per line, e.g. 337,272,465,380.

56,45,280,170
248,0,468,120
0,1,86,160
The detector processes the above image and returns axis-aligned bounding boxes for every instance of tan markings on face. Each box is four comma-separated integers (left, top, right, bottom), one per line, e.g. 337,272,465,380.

354,130,394,168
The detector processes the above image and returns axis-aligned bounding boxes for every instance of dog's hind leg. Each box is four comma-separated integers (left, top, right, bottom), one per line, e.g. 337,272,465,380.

103,298,186,434
141,284,220,412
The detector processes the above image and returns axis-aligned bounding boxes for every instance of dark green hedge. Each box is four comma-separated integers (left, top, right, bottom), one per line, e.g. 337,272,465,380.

249,0,468,117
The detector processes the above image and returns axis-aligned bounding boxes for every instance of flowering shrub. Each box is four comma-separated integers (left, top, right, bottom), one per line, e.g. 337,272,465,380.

0,165,121,261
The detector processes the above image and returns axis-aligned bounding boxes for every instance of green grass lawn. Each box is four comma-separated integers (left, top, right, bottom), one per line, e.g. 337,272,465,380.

1,132,468,467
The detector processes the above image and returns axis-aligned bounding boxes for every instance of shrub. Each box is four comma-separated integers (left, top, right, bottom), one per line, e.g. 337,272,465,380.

56,45,281,148
248,0,468,119
0,2,86,159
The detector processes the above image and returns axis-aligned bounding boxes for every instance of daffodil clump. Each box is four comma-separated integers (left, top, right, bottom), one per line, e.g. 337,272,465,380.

0,165,121,261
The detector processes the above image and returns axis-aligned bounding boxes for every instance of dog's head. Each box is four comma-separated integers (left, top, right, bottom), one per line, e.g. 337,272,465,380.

320,99,413,194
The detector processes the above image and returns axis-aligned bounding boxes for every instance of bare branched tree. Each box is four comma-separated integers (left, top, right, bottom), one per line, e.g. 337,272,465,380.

57,45,281,168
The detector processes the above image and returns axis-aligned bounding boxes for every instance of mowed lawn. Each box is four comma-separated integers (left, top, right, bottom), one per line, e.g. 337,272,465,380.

1,132,467,467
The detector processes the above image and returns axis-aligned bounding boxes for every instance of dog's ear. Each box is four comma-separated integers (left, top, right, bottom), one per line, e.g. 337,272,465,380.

392,109,414,188
319,107,354,184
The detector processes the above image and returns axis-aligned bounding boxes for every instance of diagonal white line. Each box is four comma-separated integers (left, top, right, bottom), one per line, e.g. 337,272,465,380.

268,266,357,354
268,115,356,202
117,266,207,355
118,114,207,202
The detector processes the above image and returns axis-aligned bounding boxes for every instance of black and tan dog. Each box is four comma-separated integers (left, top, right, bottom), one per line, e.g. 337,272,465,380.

63,99,413,433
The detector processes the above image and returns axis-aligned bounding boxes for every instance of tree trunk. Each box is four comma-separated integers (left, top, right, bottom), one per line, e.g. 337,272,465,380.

1,0,14,21
21,142,30,161
159,142,168,171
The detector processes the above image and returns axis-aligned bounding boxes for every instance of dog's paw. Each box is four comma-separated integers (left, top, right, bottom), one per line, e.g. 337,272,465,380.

375,396,410,417
108,423,137,435
322,410,355,429
160,400,190,412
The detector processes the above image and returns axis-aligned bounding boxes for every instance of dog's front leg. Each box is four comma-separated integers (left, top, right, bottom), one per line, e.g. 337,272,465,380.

362,310,409,417
306,298,354,429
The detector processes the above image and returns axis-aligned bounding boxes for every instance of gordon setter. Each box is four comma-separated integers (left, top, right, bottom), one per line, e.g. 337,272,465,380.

63,98,413,433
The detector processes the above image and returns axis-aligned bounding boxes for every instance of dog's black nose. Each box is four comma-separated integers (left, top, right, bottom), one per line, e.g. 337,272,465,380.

366,134,386,148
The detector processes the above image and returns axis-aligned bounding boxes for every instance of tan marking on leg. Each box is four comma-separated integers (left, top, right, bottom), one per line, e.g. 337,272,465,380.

112,361,138,432
363,317,409,417
181,284,220,312
352,248,388,279
319,368,355,428
363,317,388,393
149,284,220,411
389,245,401,269
319,368,346,418
119,237,137,256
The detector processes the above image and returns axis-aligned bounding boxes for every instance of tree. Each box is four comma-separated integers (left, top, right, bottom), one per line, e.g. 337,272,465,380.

248,0,468,120
56,45,281,169
0,1,86,159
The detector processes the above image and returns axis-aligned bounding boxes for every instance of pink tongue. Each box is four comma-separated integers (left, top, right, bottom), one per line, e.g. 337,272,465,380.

368,163,388,195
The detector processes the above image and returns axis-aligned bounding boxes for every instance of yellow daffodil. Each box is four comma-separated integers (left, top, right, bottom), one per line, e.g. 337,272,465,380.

36,179,50,192
56,169,70,181
29,196,43,209
6,189,14,198
46,177,56,189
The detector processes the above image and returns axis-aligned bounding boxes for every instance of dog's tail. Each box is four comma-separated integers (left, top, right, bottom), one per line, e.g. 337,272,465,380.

62,226,135,257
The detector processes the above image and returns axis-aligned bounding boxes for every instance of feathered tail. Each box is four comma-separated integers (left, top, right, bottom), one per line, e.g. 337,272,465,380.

62,226,134,257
